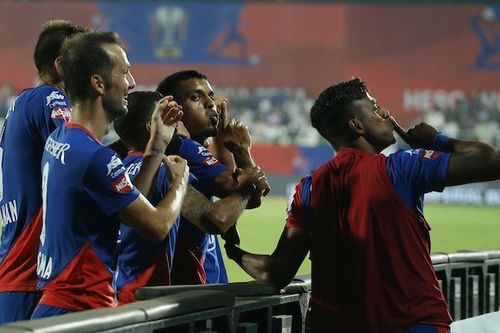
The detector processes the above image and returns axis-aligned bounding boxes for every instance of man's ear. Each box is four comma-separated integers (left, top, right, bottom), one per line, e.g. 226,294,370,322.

348,118,364,134
145,120,151,134
90,74,105,95
54,56,63,76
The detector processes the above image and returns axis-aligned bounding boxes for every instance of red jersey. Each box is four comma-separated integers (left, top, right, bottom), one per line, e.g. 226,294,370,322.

286,147,452,332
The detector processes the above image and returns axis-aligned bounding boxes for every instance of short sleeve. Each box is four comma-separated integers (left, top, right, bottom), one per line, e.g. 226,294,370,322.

285,176,313,231
37,88,72,141
386,149,450,212
83,148,140,216
178,139,228,196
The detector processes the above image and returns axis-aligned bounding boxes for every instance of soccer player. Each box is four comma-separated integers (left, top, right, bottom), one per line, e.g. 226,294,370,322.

156,70,270,285
113,91,265,303
0,20,86,324
225,78,500,333
31,31,188,319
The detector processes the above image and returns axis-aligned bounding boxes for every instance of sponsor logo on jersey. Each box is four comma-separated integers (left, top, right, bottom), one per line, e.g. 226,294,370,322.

45,91,65,107
107,155,124,176
203,156,220,166
112,173,133,193
45,137,71,164
420,149,441,160
51,107,71,121
197,146,213,157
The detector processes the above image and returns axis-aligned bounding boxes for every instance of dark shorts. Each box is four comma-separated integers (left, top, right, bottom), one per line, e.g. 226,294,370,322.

0,291,40,324
31,303,73,319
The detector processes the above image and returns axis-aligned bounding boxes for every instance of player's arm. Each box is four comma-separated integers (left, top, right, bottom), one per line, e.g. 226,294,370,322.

132,96,182,197
225,227,309,289
181,166,264,234
391,117,500,186
120,155,189,243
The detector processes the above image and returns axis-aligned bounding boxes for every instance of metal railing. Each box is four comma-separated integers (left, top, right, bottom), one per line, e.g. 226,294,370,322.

1,250,499,333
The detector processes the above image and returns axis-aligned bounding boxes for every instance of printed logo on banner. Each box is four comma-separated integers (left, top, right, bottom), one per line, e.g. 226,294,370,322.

471,6,500,70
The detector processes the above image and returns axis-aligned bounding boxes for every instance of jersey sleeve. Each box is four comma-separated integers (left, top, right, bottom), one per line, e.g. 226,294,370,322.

178,139,228,196
285,176,313,231
386,149,450,194
36,87,72,141
83,148,140,216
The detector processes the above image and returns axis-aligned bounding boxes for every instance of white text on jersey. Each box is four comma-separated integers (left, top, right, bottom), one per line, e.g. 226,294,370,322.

45,137,71,165
0,200,18,227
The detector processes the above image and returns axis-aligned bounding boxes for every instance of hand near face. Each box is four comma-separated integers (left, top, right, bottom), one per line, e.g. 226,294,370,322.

391,117,439,149
215,98,252,154
150,95,183,149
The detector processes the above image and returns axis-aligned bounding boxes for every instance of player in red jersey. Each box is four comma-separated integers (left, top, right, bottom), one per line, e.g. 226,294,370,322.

225,78,500,332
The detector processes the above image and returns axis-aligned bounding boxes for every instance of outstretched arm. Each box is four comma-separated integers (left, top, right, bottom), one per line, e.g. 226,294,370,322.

391,117,500,186
181,166,265,234
225,227,310,289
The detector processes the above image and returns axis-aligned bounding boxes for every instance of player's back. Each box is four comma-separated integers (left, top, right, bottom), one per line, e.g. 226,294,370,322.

115,152,175,304
308,147,450,332
0,85,70,292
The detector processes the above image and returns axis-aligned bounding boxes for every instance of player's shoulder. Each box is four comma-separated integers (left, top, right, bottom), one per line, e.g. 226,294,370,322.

388,148,443,163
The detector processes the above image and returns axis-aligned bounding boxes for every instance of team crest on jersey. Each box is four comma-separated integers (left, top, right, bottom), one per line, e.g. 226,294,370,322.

45,91,65,106
419,149,441,160
112,173,133,193
197,146,213,157
51,107,71,121
107,155,124,176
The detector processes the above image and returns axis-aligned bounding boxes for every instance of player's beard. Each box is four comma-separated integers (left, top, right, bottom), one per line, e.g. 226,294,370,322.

102,90,127,123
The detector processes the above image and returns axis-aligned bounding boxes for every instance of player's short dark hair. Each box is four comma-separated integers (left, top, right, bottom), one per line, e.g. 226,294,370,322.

156,70,207,100
33,20,86,78
310,77,368,143
60,31,121,102
114,91,163,149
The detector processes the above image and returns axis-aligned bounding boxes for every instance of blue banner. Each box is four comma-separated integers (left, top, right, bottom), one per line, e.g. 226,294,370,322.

97,1,252,64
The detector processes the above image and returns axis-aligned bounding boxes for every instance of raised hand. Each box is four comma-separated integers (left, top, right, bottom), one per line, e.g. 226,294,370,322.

390,117,438,149
215,98,251,154
150,96,183,151
163,155,189,185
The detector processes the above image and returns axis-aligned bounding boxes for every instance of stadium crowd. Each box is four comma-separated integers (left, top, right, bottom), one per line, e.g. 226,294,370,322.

2,81,500,148
1,19,500,333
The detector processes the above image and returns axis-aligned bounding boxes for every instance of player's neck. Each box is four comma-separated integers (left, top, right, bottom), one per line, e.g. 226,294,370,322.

69,101,109,142
36,75,65,93
338,137,379,154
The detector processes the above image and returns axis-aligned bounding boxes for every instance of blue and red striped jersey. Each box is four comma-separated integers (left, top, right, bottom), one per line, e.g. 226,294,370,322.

37,123,139,311
0,85,71,292
285,147,453,332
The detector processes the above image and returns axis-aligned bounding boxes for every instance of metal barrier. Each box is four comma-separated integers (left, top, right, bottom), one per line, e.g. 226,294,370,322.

1,252,499,333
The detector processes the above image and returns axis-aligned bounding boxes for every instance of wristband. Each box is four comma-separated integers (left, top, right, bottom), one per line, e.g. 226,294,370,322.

430,132,450,152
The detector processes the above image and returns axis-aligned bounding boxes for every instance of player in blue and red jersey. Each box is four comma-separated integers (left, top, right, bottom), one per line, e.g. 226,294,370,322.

0,20,86,324
112,91,264,303
31,31,188,319
225,78,500,332
157,70,269,285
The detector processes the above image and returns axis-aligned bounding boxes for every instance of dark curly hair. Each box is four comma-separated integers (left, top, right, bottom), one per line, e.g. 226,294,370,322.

310,77,368,144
